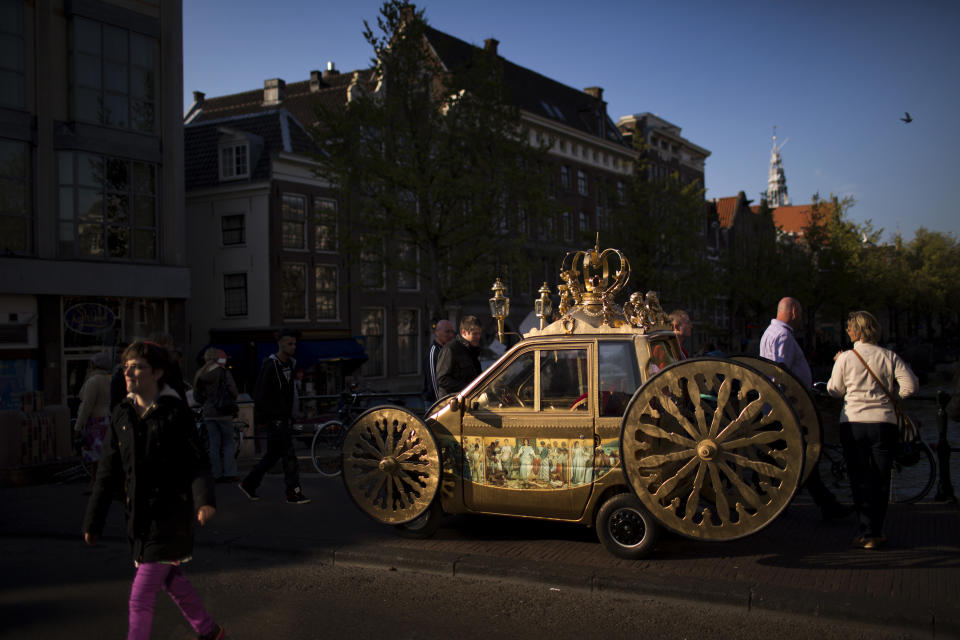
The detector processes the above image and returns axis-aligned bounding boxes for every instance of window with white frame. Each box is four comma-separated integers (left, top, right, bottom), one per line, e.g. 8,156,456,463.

360,307,384,377
0,0,25,109
396,308,419,375
0,138,30,254
396,241,419,291
578,211,588,236
221,214,245,246
72,17,157,132
219,142,248,180
315,264,338,320
577,170,588,196
281,194,306,250
616,181,625,204
360,237,385,290
313,197,337,251
281,262,307,320
517,206,528,234
223,272,247,316
560,165,571,191
561,211,572,242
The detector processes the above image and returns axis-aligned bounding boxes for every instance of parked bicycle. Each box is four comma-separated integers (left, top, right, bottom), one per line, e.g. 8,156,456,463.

819,437,937,504
310,390,367,478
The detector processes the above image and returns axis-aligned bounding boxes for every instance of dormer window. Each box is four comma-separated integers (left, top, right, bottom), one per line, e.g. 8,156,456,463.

219,141,249,180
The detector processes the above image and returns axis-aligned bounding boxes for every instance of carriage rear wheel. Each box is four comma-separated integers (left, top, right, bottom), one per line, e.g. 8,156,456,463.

620,358,804,542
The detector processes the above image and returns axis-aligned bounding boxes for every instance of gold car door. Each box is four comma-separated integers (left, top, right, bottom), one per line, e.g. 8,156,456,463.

461,343,595,519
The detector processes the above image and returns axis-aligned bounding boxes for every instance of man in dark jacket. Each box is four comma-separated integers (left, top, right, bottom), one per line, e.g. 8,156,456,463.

423,319,455,405
436,316,482,398
239,329,310,504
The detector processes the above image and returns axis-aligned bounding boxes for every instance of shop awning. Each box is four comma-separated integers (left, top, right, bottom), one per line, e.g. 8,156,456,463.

254,338,368,370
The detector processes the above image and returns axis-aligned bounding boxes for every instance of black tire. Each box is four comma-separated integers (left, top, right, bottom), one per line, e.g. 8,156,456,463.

311,420,345,478
394,498,443,539
890,440,936,504
595,493,659,560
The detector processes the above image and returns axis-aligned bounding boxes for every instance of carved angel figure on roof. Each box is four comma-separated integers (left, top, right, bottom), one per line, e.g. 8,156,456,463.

644,291,669,325
623,291,645,329
559,268,584,307
556,284,572,317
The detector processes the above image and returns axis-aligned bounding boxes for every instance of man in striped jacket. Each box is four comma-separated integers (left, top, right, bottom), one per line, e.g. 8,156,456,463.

423,319,455,407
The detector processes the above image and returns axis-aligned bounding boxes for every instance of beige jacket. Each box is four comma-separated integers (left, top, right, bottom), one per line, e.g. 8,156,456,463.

827,341,918,424
76,370,112,429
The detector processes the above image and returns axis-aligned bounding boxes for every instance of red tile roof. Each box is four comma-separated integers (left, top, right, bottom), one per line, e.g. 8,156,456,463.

769,204,814,235
714,196,738,228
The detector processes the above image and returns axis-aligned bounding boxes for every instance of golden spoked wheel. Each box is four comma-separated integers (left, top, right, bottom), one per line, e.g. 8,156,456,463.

732,355,822,484
341,406,441,525
620,358,804,541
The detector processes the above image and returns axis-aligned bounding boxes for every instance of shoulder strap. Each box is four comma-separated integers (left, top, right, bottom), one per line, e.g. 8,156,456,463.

849,348,902,414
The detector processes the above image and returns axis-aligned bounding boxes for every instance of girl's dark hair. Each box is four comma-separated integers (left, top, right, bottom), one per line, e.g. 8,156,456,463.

121,341,170,388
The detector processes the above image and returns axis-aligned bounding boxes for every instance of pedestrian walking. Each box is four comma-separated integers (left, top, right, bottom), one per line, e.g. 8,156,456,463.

435,316,482,398
82,341,224,640
74,351,113,492
193,348,239,483
827,310,918,550
423,319,455,405
760,296,851,521
668,309,692,358
239,329,310,504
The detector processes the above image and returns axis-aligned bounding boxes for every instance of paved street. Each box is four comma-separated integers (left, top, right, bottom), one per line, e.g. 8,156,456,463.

1,389,958,638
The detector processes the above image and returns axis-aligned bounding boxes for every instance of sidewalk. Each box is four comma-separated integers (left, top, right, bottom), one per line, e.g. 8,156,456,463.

3,469,958,638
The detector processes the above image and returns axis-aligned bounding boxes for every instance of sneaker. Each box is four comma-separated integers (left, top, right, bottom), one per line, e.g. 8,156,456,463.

238,483,260,501
198,623,226,640
861,535,887,550
286,487,311,505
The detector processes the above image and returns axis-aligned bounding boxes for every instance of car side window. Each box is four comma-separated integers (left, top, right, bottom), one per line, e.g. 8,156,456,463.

474,351,535,410
598,341,639,417
540,348,588,411
647,339,678,377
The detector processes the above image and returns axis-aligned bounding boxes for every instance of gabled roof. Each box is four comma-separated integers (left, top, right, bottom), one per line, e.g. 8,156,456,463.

423,26,629,148
184,109,318,191
186,70,376,130
714,196,738,228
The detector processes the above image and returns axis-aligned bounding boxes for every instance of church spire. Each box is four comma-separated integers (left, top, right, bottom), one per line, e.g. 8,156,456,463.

767,126,789,207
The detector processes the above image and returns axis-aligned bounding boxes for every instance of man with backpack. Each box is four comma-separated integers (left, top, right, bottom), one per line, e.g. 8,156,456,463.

193,348,239,483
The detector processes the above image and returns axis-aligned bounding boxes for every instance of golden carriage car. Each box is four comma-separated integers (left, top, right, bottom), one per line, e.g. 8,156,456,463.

340,243,820,559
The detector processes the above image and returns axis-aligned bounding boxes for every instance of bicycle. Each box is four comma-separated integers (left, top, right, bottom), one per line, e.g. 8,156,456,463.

310,390,368,478
819,436,937,505
54,419,92,483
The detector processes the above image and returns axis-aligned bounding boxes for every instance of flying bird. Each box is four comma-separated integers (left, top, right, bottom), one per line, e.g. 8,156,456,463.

901,112,913,123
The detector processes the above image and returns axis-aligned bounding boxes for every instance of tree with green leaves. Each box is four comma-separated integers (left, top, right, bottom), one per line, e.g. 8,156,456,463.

613,136,711,306
311,1,552,321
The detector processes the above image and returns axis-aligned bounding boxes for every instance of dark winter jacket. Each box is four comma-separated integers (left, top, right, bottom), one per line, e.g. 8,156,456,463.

83,387,215,564
436,335,481,397
194,364,238,419
253,354,296,425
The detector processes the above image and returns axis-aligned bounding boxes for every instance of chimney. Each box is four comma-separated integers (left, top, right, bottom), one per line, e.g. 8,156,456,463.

192,90,205,105
484,38,499,55
310,70,323,92
263,78,286,106
583,86,603,101
322,61,340,81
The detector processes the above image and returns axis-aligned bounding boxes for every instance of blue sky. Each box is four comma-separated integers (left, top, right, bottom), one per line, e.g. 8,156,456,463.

183,0,960,242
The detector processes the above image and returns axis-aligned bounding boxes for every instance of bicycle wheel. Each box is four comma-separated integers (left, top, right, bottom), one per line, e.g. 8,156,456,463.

312,420,345,478
232,421,246,460
890,440,936,504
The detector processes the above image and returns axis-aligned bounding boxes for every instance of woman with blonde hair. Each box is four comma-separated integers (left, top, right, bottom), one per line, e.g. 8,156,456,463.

75,351,113,490
827,310,918,550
